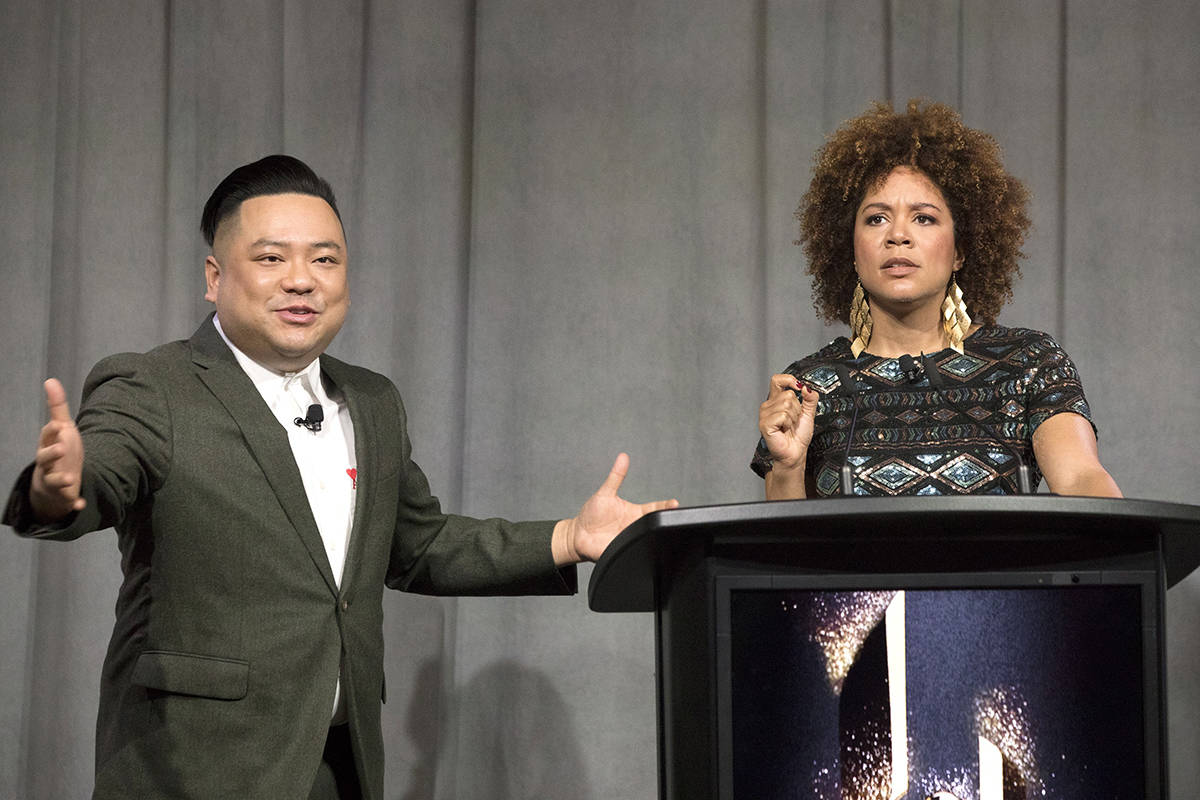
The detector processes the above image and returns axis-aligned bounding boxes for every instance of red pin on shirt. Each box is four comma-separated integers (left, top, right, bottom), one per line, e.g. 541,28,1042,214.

346,467,358,489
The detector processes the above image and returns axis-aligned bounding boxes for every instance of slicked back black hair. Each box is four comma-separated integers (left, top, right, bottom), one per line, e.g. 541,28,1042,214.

200,154,341,246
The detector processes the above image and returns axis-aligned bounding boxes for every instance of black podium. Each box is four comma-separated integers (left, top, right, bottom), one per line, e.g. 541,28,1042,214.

588,496,1200,800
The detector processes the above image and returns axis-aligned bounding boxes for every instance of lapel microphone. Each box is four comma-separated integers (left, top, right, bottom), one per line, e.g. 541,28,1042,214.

294,404,324,432
898,353,925,384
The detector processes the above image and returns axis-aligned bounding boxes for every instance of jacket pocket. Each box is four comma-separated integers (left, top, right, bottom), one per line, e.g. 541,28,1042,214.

132,650,249,700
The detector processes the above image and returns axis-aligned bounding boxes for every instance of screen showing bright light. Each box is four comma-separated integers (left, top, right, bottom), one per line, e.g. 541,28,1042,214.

725,584,1145,800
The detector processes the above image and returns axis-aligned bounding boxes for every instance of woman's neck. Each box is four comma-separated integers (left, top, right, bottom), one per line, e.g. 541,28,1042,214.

860,305,950,358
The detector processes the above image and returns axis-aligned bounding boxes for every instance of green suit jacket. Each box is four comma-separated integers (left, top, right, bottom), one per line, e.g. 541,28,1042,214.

5,317,574,799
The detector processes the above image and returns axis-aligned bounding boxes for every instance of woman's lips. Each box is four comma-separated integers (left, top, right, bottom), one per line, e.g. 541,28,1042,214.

881,259,918,276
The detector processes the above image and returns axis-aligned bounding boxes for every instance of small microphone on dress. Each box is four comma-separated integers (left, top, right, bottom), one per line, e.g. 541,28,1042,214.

898,354,925,384
293,404,324,432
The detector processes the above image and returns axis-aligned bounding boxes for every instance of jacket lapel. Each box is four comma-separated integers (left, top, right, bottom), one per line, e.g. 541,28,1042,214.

321,356,376,594
188,316,340,595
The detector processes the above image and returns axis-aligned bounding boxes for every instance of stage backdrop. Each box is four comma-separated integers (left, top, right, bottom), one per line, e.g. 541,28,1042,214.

2,1,1197,797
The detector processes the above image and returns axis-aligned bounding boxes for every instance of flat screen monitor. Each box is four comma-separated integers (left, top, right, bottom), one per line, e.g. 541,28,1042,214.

715,570,1160,800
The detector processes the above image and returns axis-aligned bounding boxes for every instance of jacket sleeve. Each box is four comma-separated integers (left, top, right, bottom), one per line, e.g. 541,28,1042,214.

4,354,172,540
379,382,576,597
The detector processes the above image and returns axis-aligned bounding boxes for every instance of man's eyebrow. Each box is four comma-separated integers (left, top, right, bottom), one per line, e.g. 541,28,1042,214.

249,238,343,251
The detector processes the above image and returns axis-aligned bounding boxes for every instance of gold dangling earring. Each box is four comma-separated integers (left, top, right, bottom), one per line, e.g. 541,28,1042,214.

849,278,872,357
941,274,971,354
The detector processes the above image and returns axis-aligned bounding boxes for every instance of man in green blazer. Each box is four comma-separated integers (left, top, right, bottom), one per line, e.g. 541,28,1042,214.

4,155,676,799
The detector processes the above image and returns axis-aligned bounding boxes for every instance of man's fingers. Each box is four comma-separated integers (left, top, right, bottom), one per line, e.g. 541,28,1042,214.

29,379,87,521
39,470,74,490
37,419,71,448
35,440,64,467
597,452,631,496
35,441,75,482
44,378,73,423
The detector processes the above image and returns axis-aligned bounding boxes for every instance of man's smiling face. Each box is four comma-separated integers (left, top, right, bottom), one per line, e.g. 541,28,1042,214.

204,192,349,372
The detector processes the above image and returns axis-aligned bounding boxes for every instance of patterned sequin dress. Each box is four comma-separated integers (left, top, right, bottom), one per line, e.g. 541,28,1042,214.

751,326,1095,496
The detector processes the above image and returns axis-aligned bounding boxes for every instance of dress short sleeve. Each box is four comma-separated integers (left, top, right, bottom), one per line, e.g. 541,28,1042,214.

1023,331,1097,438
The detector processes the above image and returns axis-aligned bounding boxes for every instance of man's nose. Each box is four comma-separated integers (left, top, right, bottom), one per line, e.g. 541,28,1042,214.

280,260,315,292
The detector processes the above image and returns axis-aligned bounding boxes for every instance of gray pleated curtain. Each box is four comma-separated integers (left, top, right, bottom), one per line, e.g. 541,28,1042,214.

2,1,1197,797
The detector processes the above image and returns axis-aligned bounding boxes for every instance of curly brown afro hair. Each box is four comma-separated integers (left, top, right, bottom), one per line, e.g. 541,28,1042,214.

798,99,1031,326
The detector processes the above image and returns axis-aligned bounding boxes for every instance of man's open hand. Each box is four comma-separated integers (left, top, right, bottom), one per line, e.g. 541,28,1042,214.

552,453,678,565
30,378,86,522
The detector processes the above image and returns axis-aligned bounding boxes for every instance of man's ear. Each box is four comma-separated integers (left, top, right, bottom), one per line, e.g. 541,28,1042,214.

204,255,221,303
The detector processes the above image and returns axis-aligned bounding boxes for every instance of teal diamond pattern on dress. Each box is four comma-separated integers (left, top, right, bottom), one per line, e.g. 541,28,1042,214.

1000,399,1022,417
816,466,842,496
803,365,841,392
986,451,1013,464
916,484,942,495
915,453,945,466
942,354,988,378
937,455,993,489
864,459,922,492
867,359,905,384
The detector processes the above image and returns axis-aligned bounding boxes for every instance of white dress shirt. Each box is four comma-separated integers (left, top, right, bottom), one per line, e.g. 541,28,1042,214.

213,316,356,721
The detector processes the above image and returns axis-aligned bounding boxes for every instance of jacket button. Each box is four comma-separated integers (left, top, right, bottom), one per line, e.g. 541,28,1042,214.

341,600,349,611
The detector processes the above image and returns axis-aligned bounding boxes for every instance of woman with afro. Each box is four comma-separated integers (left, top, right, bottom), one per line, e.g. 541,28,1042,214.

753,100,1121,500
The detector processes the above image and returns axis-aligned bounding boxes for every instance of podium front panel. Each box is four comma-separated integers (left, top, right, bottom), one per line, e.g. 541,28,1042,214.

713,569,1160,800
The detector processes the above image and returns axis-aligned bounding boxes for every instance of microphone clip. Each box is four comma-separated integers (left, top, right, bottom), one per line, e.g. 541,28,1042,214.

898,354,925,384
293,403,324,433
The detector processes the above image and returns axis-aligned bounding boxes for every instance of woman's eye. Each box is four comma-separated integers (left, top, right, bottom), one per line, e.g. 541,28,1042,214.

865,214,886,225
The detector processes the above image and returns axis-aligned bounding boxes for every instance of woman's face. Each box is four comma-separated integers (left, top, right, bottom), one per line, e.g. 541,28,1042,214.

852,166,962,317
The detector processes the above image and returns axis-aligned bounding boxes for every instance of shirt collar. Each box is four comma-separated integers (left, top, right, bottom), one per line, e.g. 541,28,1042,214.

212,314,330,406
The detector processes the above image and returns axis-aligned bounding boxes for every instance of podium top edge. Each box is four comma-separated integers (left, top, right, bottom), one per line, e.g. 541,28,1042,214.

631,495,1199,533
587,496,1200,612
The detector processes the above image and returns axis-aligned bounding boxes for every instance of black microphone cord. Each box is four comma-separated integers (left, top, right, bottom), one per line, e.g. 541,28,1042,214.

832,364,862,496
